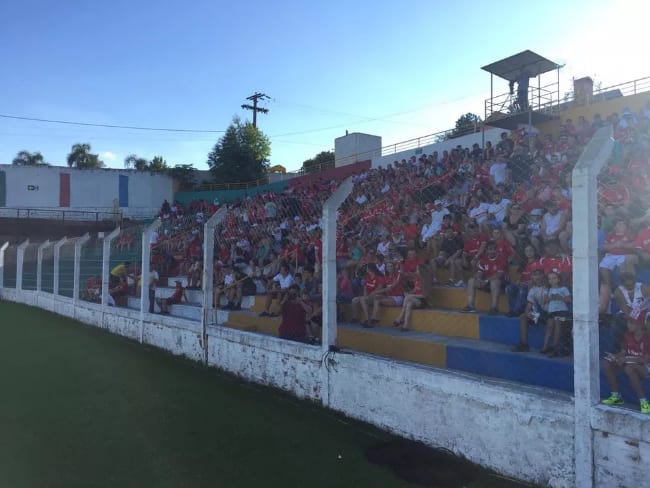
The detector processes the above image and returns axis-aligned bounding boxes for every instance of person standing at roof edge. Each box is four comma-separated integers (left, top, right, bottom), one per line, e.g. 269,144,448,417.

510,69,532,111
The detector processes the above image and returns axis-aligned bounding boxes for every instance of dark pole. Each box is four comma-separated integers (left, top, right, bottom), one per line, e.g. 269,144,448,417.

241,92,270,128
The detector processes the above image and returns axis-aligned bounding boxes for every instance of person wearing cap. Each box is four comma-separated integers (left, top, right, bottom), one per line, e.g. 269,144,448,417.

156,280,187,315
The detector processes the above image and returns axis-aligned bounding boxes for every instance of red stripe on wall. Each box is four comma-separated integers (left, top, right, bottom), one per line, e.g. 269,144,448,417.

59,173,70,207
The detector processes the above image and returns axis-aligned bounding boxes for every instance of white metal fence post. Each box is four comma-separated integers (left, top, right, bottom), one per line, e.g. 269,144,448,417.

101,228,121,307
321,177,354,353
140,219,161,343
0,242,8,288
202,207,226,362
572,126,614,488
73,234,90,309
53,237,67,296
16,239,29,291
36,240,52,292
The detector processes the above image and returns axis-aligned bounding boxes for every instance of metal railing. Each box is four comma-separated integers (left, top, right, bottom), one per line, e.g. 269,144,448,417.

593,76,650,99
0,207,122,223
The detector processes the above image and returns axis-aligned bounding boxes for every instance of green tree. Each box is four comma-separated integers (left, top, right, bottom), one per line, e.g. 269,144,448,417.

168,164,197,191
301,150,335,174
448,112,482,139
207,117,271,184
148,155,169,173
66,143,104,169
124,154,149,171
12,150,48,166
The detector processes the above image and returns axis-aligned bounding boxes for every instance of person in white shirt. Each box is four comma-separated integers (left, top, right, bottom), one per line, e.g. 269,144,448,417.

486,191,511,229
260,264,294,316
467,196,490,226
489,156,509,188
430,200,450,235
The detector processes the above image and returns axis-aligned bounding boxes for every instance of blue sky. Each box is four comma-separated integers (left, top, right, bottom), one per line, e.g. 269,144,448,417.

0,0,646,173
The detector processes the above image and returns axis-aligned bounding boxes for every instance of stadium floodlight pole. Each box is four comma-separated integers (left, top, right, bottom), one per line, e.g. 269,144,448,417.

202,207,227,363
73,233,90,314
36,240,52,293
53,237,67,296
0,241,8,289
140,219,162,343
15,239,30,291
571,125,614,488
321,176,354,354
101,227,121,308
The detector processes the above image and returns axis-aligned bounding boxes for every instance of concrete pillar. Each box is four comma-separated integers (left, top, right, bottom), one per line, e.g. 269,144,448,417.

321,177,353,352
53,237,67,296
73,234,90,305
0,242,8,288
202,207,226,362
36,240,52,292
101,228,121,307
16,239,30,291
572,126,613,488
140,219,161,343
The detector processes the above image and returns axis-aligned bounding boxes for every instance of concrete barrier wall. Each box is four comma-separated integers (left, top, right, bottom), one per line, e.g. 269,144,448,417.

2,287,649,487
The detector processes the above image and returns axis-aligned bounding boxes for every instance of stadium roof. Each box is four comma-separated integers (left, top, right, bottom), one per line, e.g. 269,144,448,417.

481,50,561,82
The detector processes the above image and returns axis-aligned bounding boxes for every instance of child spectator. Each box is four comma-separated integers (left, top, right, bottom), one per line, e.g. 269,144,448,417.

505,245,542,317
512,269,548,352
540,272,572,356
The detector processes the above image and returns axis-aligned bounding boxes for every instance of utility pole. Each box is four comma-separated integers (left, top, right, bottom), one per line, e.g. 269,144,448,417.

241,92,270,128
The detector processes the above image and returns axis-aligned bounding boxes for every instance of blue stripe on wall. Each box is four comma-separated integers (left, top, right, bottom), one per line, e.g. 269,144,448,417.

118,175,128,207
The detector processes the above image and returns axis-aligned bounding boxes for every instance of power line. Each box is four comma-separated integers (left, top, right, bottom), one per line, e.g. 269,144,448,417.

0,113,226,133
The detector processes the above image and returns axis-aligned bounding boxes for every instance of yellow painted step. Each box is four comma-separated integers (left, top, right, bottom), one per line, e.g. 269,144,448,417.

337,328,446,368
340,305,479,339
426,286,508,313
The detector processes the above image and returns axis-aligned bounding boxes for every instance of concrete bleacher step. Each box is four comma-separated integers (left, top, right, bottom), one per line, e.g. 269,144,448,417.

427,285,508,313
127,297,210,322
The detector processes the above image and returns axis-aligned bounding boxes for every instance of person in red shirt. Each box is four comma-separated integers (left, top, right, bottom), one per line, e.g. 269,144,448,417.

400,248,425,276
538,239,572,286
278,285,312,343
601,319,650,414
370,262,404,324
392,264,427,332
634,225,650,264
460,222,488,274
599,219,639,287
462,241,508,314
156,281,188,314
349,264,386,328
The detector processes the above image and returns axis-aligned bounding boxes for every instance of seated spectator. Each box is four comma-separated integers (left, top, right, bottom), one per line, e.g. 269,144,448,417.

349,264,385,328
259,264,294,317
599,218,639,287
187,258,202,289
485,191,511,231
429,227,464,286
461,241,508,315
601,318,650,414
539,239,572,286
369,262,404,322
613,272,650,332
540,272,572,356
540,201,570,252
459,222,487,282
156,280,188,314
505,245,543,317
511,269,548,352
392,265,427,332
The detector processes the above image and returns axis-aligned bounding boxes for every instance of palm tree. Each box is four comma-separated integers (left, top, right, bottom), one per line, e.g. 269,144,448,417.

148,156,169,172
12,150,48,166
124,154,149,171
67,143,104,169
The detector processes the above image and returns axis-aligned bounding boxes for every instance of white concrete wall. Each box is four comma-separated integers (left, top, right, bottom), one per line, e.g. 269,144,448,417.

2,286,649,487
372,127,504,169
335,132,382,167
0,165,172,218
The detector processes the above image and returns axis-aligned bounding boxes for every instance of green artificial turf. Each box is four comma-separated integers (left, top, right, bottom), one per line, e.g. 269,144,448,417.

0,301,531,488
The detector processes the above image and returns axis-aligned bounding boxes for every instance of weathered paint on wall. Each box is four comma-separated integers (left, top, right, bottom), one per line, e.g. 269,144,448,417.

3,287,649,488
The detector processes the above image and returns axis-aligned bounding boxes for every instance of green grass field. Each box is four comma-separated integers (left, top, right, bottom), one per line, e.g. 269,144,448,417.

0,301,531,488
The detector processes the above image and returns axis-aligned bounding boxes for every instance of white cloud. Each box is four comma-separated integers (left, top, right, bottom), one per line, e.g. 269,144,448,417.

101,151,117,161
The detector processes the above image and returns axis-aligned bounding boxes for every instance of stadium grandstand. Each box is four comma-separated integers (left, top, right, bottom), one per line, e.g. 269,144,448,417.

2,51,650,486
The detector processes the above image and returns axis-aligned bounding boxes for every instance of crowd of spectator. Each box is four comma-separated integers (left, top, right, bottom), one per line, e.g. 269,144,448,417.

145,104,650,362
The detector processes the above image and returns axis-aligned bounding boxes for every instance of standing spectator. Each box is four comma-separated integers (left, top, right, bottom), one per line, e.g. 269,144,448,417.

511,269,548,352
278,285,311,343
601,319,650,414
540,272,572,356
